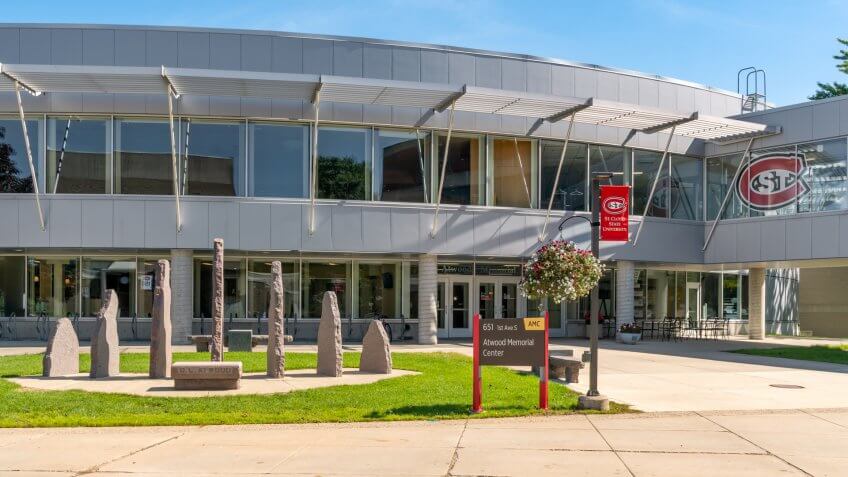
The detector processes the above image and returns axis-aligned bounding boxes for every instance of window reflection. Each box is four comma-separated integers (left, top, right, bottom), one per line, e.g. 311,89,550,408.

302,261,350,318
491,138,534,208
0,256,25,316
247,260,300,319
437,135,483,205
797,139,848,213
194,258,246,319
181,120,244,196
706,153,745,220
633,149,668,217
670,155,703,220
358,262,400,318
317,127,370,200
249,122,308,198
114,119,173,195
27,257,79,317
0,119,39,193
589,145,627,188
375,129,430,203
540,140,586,211
81,258,136,317
47,117,110,194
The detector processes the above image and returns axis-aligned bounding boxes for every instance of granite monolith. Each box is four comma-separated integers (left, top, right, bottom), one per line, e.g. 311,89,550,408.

90,290,119,378
316,291,342,377
359,320,392,374
149,259,172,378
211,238,224,362
267,261,286,378
42,317,79,377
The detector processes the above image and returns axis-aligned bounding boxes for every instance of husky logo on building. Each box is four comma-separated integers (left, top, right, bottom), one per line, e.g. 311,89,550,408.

735,152,810,211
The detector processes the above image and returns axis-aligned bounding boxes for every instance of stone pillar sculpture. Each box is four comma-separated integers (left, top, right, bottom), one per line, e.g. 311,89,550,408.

267,261,286,378
317,291,343,377
90,290,119,378
360,320,392,374
43,317,80,377
150,259,172,378
211,238,225,362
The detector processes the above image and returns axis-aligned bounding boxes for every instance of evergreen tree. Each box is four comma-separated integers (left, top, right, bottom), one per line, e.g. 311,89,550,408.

0,126,33,193
809,38,848,100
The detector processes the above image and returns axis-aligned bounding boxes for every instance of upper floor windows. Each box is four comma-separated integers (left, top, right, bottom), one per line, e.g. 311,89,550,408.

114,118,173,195
438,134,484,206
316,126,371,201
0,118,39,194
374,129,431,203
47,117,110,194
180,119,245,197
249,122,308,198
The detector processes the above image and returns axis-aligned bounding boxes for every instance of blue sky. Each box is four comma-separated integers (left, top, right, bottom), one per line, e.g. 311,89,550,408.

4,0,848,106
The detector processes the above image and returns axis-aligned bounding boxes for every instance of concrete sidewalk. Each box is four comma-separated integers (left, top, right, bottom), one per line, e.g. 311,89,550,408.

1,410,846,476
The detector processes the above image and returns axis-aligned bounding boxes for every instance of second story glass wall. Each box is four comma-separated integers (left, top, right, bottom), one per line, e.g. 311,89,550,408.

317,126,371,201
114,118,173,195
540,140,587,211
374,129,431,203
0,118,39,193
249,122,309,198
47,117,110,194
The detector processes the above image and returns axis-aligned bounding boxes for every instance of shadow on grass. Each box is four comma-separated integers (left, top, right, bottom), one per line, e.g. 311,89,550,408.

365,403,480,419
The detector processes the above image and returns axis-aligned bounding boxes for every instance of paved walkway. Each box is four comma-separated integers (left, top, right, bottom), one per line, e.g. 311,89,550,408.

1,410,846,476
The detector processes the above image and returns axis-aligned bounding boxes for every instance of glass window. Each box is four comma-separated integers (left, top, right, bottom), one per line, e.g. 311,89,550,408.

249,122,308,198
375,129,430,203
706,153,746,220
114,118,173,195
701,272,720,319
317,126,370,200
0,256,25,316
437,134,484,205
247,260,300,319
633,149,668,217
747,146,800,217
81,258,136,318
47,117,110,194
491,138,534,208
540,140,587,211
0,118,39,193
675,272,686,318
740,273,749,320
722,272,740,320
137,258,166,319
590,145,628,188
670,155,703,220
302,261,350,318
181,119,244,196
358,262,401,318
194,258,246,319
797,139,848,213
405,263,419,320
645,270,673,320
27,257,78,317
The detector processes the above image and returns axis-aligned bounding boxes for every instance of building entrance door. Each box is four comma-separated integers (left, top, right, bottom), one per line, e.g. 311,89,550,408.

686,284,701,327
437,277,472,338
476,278,523,320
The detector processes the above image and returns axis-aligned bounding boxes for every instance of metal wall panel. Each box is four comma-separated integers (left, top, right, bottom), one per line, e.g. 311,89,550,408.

272,37,303,73
330,205,363,251
525,62,550,94
475,56,501,89
20,28,51,64
502,58,526,92
390,208,420,251
333,41,363,77
145,30,178,67
301,204,332,251
80,199,113,248
238,202,271,250
48,199,82,247
115,29,146,66
785,216,812,260
573,68,597,98
210,33,241,70
363,44,392,80
0,28,20,63
82,30,115,66
241,34,272,72
0,198,19,246
361,208,392,252
302,39,333,74
811,215,839,258
50,29,83,66
759,220,787,261
269,203,302,251
177,201,209,248
144,201,177,248
208,201,240,248
735,221,761,262
393,47,421,82
178,31,210,68
112,200,145,247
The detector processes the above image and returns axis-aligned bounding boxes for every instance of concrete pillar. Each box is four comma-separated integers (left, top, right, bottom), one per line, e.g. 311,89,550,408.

615,261,635,325
417,254,438,345
748,268,766,340
170,249,193,344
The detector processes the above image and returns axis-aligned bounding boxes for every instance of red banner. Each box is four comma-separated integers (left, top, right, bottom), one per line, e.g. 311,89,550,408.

600,185,630,242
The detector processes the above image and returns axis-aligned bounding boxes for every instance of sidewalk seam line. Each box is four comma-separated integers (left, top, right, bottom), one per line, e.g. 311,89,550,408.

586,414,636,477
445,418,469,476
799,408,848,430
72,431,187,476
694,411,814,477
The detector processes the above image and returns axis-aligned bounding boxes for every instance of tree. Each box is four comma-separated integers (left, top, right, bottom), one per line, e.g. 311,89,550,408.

809,38,848,100
0,126,34,193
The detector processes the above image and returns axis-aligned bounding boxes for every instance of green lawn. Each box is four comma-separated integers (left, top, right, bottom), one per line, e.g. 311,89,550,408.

732,344,848,365
0,351,628,427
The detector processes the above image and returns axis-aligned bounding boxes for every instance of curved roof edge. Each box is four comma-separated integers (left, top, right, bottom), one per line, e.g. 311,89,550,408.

0,22,742,99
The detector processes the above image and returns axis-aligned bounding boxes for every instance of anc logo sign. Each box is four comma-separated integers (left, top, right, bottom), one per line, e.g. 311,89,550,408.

735,152,810,211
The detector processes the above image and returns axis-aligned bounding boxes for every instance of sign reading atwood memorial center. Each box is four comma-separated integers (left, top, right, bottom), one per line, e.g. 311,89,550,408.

599,184,631,242
478,318,546,366
472,313,550,412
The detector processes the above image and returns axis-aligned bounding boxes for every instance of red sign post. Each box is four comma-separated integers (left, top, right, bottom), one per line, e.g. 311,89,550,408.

599,185,630,242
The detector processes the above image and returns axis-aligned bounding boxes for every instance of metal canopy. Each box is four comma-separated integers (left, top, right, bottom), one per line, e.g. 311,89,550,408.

0,63,778,142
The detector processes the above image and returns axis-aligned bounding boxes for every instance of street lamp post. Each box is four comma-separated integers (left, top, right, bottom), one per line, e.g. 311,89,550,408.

578,172,611,411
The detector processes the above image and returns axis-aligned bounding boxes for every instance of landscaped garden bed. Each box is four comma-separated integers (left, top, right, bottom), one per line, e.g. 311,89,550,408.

0,351,629,427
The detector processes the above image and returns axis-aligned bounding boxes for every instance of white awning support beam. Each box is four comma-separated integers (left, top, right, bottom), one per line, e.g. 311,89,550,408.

631,126,676,247
308,84,322,235
430,100,457,238
14,81,45,231
702,137,756,251
538,112,577,242
166,86,182,233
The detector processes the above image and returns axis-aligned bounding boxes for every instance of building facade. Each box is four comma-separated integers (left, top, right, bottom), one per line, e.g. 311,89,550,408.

0,24,846,342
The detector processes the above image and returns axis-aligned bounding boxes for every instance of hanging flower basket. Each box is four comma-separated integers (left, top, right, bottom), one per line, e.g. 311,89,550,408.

520,240,604,304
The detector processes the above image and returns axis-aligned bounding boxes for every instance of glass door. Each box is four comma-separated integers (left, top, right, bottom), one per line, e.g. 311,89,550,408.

500,281,519,319
686,284,700,328
437,278,472,338
478,282,496,319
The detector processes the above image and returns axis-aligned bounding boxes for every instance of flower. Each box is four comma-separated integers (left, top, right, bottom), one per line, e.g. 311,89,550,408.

519,240,604,303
